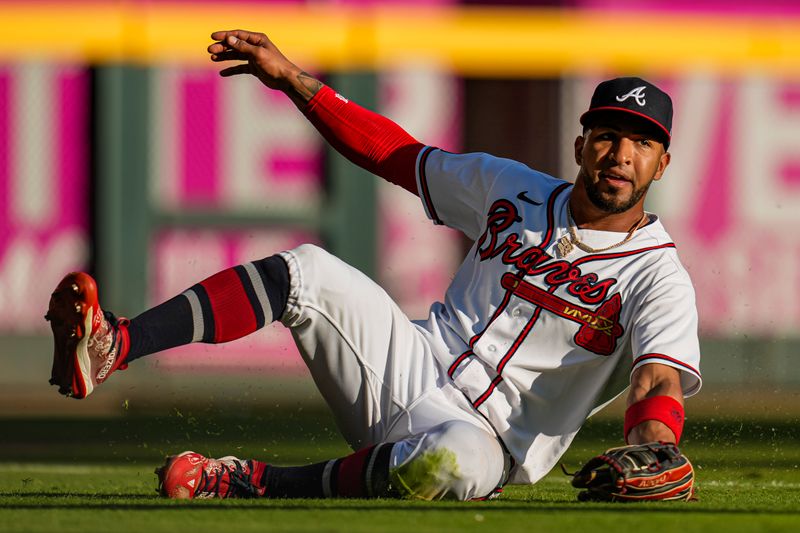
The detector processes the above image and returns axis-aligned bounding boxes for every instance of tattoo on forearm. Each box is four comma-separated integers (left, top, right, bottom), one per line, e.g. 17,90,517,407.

295,71,323,99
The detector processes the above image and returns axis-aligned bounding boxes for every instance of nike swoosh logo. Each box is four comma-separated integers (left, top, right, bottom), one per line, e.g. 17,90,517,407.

517,191,543,206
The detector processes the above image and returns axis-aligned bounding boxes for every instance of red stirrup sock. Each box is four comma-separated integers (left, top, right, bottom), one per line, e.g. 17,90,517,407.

125,255,289,361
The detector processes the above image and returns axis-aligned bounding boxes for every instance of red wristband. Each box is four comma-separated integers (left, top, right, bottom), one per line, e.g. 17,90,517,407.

624,395,684,444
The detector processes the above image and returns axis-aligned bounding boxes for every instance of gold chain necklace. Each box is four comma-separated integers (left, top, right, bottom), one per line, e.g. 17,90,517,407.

557,204,649,257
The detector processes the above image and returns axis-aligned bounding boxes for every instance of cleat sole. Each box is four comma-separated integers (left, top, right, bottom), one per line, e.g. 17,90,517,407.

47,273,98,399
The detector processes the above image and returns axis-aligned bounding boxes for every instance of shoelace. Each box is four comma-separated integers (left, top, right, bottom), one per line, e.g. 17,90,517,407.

197,459,261,498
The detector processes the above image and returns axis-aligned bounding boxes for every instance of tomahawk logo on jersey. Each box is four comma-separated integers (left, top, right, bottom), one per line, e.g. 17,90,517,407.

414,147,701,484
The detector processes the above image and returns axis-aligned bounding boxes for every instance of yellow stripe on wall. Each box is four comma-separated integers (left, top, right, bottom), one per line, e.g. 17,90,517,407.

2,4,800,76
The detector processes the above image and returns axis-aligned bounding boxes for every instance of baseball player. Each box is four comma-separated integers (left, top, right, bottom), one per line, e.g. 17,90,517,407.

46,29,701,501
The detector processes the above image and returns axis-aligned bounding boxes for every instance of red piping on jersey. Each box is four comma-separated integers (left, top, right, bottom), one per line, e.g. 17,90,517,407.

303,85,423,195
632,353,701,378
468,183,570,405
417,147,441,224
492,184,569,377
451,276,518,378
495,287,554,376
541,183,571,248
448,350,473,378
467,284,516,348
473,375,504,409
571,243,676,266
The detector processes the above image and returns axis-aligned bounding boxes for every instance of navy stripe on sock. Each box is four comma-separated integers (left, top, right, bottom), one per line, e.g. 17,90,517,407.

261,462,328,499
329,458,342,497
192,283,216,343
233,265,265,330
367,443,394,497
253,255,289,322
126,295,194,362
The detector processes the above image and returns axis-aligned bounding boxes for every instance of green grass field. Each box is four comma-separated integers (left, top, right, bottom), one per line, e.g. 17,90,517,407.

2,408,799,532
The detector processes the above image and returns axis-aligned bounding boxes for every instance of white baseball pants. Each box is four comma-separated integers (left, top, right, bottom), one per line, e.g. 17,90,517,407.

279,244,507,500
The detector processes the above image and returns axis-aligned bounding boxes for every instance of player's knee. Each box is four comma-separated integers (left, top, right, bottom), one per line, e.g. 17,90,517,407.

292,243,332,265
291,243,355,279
389,421,505,501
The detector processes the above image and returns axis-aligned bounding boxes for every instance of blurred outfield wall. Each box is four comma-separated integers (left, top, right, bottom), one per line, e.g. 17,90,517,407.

1,0,799,415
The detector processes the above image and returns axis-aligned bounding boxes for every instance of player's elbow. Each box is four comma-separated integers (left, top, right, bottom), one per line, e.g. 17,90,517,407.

628,363,683,406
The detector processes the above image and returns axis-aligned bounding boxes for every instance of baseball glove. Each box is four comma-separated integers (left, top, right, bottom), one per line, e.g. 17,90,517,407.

566,442,695,502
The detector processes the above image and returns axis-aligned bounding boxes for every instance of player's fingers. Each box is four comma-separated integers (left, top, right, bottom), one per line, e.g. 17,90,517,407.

223,35,259,56
210,29,266,47
209,50,249,62
218,64,252,77
207,41,230,54
211,29,249,42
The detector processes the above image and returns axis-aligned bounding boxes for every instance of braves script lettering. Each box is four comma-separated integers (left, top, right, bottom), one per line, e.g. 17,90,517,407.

477,200,617,305
477,199,625,355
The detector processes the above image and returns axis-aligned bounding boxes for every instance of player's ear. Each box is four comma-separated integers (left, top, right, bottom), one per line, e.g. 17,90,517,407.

652,150,671,181
574,135,585,165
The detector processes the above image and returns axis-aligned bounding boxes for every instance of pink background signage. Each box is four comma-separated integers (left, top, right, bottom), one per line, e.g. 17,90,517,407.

148,65,463,372
151,229,320,373
0,65,89,332
149,66,326,372
377,68,463,319
151,68,323,214
663,77,800,336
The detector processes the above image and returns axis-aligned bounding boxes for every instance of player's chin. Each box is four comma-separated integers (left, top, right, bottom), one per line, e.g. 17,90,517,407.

588,191,635,214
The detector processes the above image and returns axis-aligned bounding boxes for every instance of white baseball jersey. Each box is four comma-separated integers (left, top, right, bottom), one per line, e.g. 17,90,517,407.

411,147,702,485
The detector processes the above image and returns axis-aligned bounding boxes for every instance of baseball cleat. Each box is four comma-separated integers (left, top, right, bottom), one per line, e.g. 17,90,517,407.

155,451,268,499
45,272,130,399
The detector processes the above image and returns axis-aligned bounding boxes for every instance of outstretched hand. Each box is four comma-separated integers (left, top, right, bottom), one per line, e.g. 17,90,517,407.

208,29,323,107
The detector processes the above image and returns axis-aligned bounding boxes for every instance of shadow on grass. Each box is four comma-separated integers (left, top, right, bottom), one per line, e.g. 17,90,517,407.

2,494,799,515
1,492,156,499
4,414,800,465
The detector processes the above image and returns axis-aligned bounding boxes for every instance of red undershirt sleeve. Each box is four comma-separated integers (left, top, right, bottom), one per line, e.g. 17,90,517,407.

302,85,424,196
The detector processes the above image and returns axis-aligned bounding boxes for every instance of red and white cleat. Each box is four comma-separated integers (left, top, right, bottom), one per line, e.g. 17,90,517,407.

155,451,268,499
45,272,130,399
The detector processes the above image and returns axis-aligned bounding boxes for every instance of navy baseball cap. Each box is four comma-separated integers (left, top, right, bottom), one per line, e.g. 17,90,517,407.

579,77,673,148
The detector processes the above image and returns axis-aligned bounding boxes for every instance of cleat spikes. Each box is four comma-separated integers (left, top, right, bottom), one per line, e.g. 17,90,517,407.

74,303,82,313
71,283,79,293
